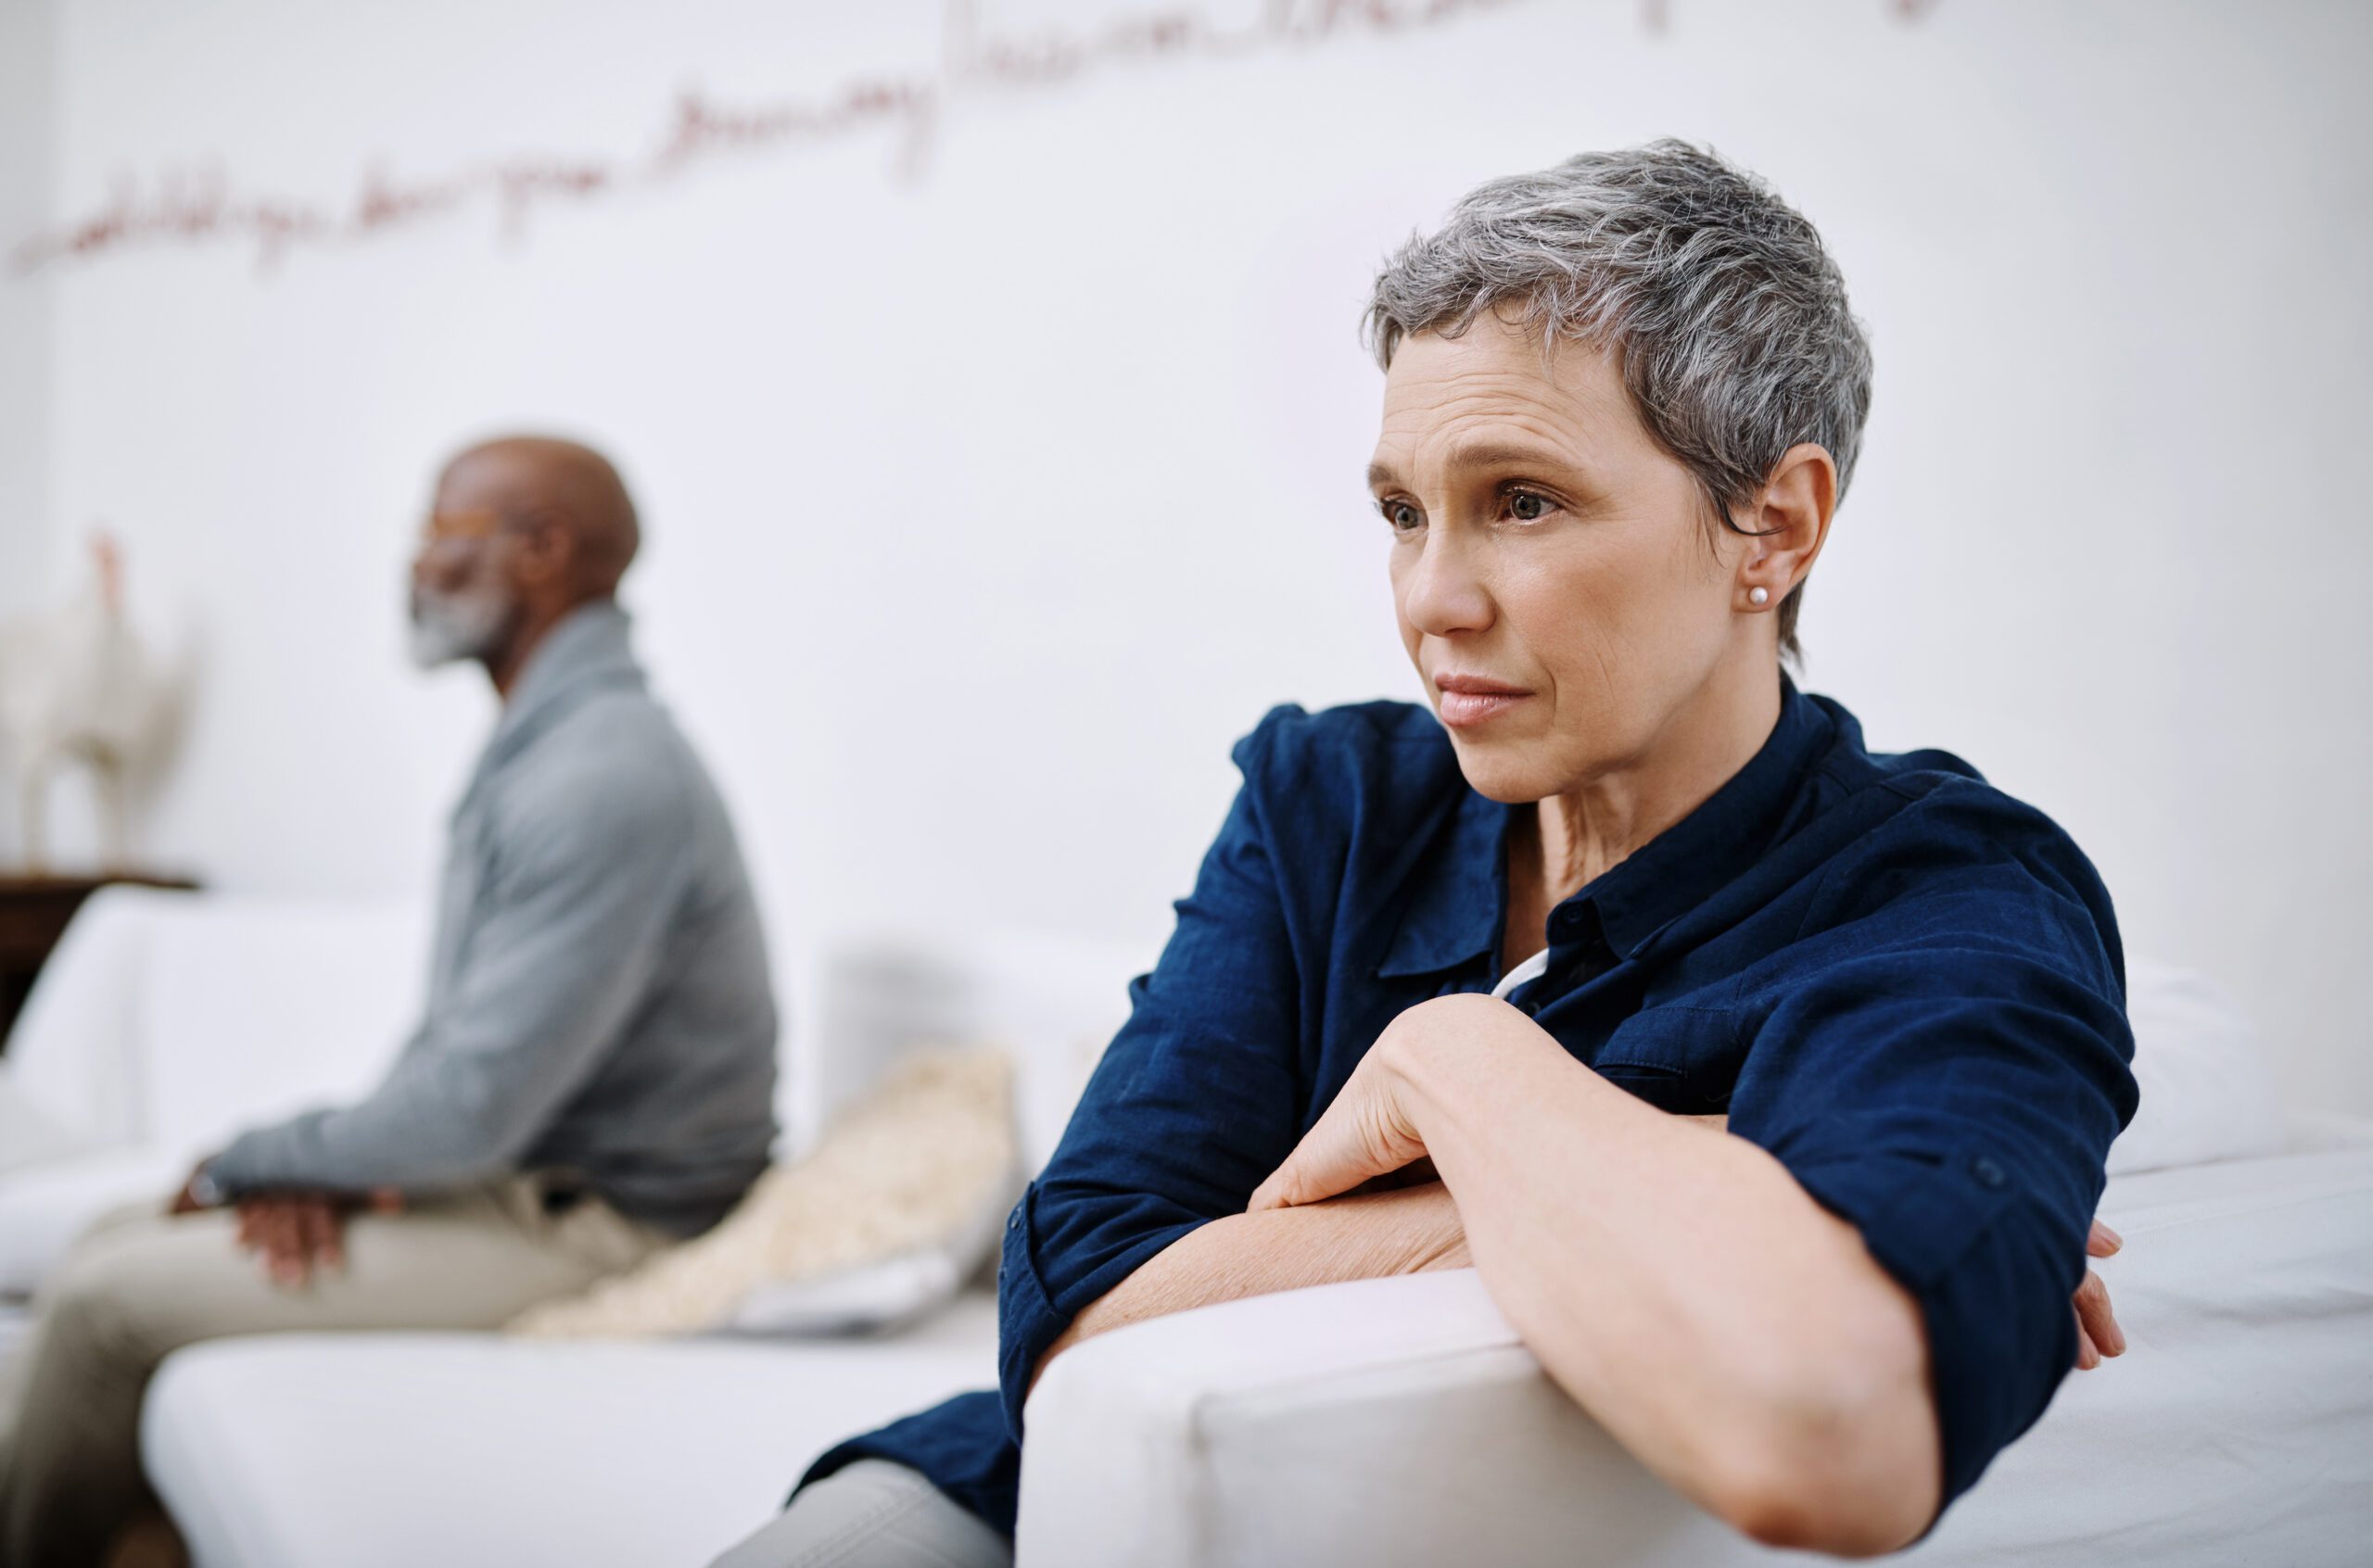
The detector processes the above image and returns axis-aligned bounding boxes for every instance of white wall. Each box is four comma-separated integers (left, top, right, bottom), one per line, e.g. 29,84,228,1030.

0,0,56,646
0,0,57,866
7,0,2368,1110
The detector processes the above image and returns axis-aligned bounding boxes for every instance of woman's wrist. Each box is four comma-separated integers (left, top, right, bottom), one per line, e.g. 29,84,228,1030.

1384,993,1562,1173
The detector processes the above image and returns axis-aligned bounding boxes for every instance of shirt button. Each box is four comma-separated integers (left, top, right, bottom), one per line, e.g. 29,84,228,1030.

1972,1157,2007,1189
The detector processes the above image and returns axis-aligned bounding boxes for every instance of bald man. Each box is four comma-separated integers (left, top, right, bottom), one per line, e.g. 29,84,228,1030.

0,437,780,1568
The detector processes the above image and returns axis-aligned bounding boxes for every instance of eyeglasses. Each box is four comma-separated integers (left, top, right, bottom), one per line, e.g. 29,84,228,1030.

417,509,538,549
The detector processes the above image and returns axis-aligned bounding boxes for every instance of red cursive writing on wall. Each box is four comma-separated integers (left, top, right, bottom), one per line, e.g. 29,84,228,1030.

12,0,1941,275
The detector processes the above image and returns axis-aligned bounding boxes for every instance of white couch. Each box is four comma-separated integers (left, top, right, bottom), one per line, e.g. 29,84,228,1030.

3,890,2367,1566
0,887,1148,1565
0,890,430,1362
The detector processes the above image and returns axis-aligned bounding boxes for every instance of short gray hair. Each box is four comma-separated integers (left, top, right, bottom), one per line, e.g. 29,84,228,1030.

1364,140,1872,662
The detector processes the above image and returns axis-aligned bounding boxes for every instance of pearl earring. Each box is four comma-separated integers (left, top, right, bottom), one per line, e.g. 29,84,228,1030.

1748,586,1770,606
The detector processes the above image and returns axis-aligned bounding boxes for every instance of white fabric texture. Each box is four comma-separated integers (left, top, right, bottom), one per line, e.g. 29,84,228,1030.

130,895,425,1156
0,890,423,1298
1,884,156,1152
0,1147,185,1297
786,929,1151,1171
143,1295,1003,1568
1016,1126,2373,1568
726,1248,972,1338
0,1079,88,1179
140,1132,2373,1568
2106,957,2288,1175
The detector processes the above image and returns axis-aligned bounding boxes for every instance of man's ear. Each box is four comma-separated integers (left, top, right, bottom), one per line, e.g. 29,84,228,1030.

1736,442,1836,602
509,509,576,591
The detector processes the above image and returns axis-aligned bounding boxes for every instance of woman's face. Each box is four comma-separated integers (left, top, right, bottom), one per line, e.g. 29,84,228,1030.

1371,313,1768,803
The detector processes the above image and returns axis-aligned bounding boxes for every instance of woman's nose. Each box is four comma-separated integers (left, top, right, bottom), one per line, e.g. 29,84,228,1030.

1399,532,1494,639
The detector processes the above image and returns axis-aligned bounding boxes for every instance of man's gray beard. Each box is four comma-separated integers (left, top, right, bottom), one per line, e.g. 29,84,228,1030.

407,588,515,669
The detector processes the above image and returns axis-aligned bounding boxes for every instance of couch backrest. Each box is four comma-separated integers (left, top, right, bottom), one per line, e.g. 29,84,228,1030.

792,927,1159,1170
2108,956,2287,1174
137,896,426,1153
9,889,1156,1176
5,887,426,1157
12,888,2278,1184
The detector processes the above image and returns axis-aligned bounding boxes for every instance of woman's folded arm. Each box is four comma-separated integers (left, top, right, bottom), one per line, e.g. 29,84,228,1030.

1027,1181,1469,1392
1386,998,1944,1556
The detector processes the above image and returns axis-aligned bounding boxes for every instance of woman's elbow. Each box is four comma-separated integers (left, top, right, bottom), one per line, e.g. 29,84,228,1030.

1707,1464,1933,1557
1700,1230,1943,1553
1698,1384,1940,1557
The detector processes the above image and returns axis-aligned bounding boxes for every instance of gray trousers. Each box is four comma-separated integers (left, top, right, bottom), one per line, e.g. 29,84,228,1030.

709,1461,1014,1568
0,1177,667,1568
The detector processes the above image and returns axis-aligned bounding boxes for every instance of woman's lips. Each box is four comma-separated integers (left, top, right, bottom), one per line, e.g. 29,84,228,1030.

1433,675,1533,729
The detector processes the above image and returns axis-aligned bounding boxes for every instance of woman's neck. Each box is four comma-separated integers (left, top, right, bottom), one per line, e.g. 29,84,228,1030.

1504,669,1783,967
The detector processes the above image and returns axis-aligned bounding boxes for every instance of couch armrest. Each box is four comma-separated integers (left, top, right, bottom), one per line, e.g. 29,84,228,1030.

1015,1269,1756,1568
0,884,168,1153
1017,1142,2373,1568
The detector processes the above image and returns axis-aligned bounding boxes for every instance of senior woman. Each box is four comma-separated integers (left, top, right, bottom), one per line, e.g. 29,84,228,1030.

711,141,2136,1567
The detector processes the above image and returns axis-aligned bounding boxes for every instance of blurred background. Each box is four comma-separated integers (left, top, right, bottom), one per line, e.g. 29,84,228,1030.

0,0,2365,1112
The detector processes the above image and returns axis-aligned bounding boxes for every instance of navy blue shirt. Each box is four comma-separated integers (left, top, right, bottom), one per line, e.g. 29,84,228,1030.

801,676,2138,1535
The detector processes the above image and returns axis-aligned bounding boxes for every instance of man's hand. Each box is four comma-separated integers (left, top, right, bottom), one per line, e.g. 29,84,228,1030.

235,1187,405,1288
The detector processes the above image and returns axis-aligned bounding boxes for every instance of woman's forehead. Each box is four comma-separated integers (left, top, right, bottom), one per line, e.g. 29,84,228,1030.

1370,323,1642,483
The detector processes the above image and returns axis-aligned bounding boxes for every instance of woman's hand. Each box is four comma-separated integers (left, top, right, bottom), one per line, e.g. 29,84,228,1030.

2074,1219,2126,1368
1247,994,1498,1212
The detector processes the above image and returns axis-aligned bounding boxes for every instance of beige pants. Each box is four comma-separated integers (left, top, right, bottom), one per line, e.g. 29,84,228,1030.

0,1175,669,1568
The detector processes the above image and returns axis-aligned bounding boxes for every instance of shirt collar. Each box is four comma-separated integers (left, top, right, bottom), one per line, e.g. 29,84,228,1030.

1377,672,1833,978
1579,672,1832,959
475,601,643,778
1375,779,1511,979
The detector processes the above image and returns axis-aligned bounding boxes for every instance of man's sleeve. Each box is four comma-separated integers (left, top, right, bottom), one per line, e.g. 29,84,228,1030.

996,712,1312,1440
1725,786,2138,1514
204,762,693,1196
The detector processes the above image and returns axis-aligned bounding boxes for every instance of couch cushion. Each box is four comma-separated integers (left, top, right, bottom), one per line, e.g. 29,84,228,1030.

143,1292,1000,1568
2107,958,2287,1176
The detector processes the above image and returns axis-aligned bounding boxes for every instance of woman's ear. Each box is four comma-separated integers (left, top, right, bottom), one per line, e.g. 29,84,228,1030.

1738,442,1836,605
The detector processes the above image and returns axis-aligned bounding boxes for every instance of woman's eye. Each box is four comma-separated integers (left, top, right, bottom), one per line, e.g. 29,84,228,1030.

1506,489,1555,522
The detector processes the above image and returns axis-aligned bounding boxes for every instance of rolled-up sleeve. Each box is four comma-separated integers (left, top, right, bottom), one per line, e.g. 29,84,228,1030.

207,761,692,1196
996,711,1312,1440
1726,786,2138,1511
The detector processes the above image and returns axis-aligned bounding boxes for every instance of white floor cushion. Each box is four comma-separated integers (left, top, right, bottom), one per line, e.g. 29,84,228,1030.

143,1293,999,1568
